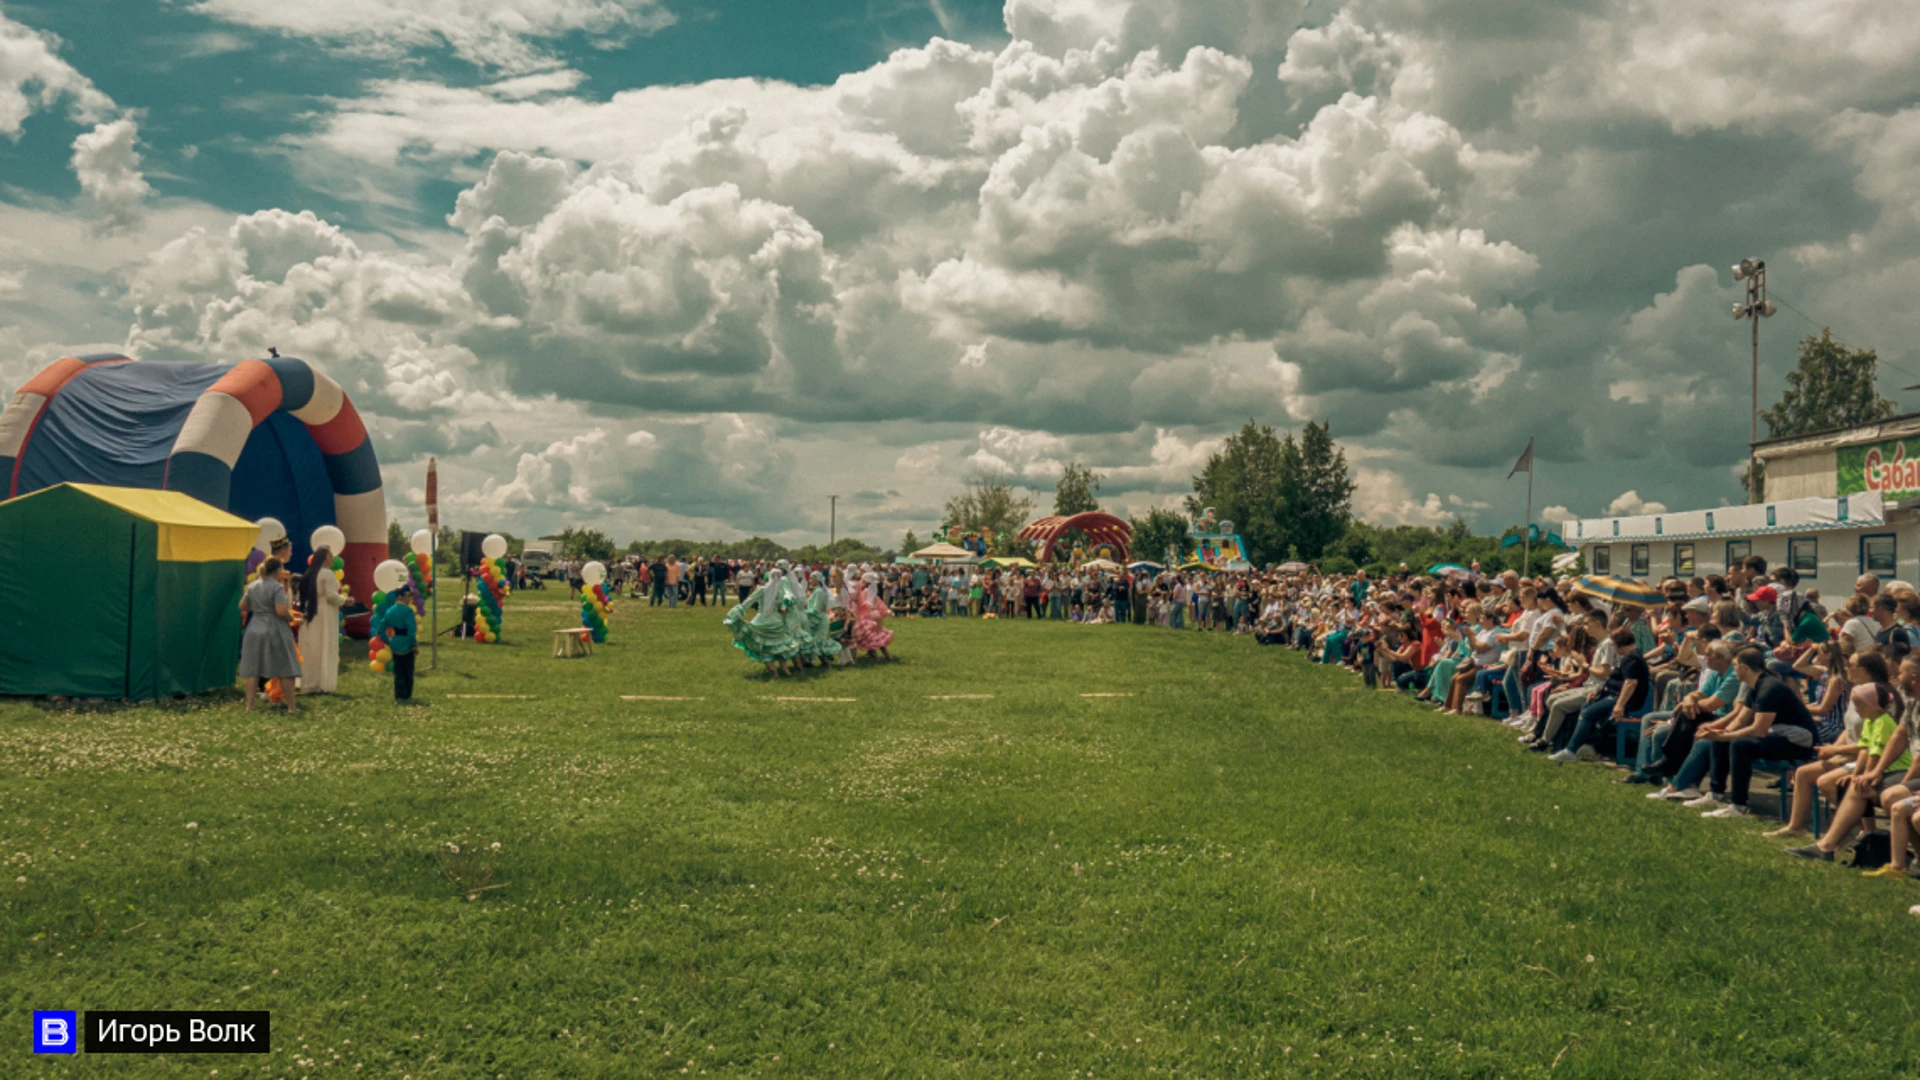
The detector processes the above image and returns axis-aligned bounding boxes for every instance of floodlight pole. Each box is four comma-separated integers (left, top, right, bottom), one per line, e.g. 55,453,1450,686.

829,494,838,547
1732,258,1774,503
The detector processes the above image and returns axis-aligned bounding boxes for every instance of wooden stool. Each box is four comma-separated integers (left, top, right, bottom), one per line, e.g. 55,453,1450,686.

552,628,594,658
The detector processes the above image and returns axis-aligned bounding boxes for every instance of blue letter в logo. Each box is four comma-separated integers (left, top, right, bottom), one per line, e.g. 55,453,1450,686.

33,1010,77,1053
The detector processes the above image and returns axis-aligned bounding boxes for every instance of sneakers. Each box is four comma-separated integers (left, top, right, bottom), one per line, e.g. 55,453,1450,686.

1465,691,1487,703
1681,792,1723,809
1527,741,1551,753
1575,746,1599,763
1518,732,1536,743
1647,786,1680,800
1702,804,1752,819
1785,842,1832,859
1547,749,1577,763
1863,863,1909,879
1616,771,1655,785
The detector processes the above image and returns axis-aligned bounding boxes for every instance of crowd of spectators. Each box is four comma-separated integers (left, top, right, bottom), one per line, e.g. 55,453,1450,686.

1280,557,1920,916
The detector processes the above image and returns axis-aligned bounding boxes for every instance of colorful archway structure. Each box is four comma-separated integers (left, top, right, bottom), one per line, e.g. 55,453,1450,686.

1018,511,1131,563
0,353,386,605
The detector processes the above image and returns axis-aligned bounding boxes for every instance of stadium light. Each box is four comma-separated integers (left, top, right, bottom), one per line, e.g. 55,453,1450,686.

1732,257,1774,502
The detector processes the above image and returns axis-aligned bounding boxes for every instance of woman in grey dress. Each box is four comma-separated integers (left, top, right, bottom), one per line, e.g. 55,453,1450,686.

241,557,301,713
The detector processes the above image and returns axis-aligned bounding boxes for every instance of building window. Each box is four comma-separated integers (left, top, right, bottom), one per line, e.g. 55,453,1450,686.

1591,546,1610,573
1674,543,1695,577
1789,536,1818,577
1631,543,1650,577
1726,540,1751,569
1863,533,1896,577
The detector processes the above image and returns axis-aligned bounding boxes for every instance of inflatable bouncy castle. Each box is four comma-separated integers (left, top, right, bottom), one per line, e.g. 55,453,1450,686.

0,353,386,607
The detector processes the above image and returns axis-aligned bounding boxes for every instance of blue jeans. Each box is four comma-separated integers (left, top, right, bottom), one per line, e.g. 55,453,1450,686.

1503,664,1526,717
1473,667,1505,700
1673,740,1716,793
1561,695,1618,752
1170,605,1185,629
1634,712,1674,773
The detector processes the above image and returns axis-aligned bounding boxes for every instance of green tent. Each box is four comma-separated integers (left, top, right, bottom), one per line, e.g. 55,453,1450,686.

0,483,258,698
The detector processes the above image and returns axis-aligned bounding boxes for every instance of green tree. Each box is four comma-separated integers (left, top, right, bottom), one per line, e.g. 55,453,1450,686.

1053,462,1103,516
554,526,616,561
386,518,408,559
1187,420,1289,566
1761,329,1895,439
1129,508,1193,566
1280,419,1356,559
943,476,1035,543
900,529,922,556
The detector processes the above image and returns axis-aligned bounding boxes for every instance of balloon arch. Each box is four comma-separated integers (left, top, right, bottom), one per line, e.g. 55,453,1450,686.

1017,511,1132,564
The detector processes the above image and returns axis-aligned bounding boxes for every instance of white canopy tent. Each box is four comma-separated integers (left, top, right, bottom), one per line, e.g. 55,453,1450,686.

910,542,979,563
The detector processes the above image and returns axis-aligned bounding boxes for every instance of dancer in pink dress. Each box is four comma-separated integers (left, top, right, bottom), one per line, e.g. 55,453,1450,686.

849,570,895,661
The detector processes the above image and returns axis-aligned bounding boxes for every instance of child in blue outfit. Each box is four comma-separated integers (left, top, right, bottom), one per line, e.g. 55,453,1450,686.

377,584,421,702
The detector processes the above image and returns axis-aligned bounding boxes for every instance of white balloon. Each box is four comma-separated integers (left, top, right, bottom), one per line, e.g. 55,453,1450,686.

373,559,409,593
410,528,433,556
310,524,346,555
253,517,286,554
581,560,606,586
481,533,508,560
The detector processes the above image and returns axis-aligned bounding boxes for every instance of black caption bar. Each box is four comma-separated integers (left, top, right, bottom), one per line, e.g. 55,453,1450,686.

84,1011,271,1054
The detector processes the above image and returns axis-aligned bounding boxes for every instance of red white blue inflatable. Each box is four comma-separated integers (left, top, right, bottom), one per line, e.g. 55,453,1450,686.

0,353,386,605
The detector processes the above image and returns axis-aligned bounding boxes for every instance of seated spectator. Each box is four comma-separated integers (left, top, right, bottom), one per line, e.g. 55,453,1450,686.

1627,640,1739,786
1528,612,1610,747
1765,659,1881,838
1682,647,1820,818
1787,671,1914,859
1550,628,1648,762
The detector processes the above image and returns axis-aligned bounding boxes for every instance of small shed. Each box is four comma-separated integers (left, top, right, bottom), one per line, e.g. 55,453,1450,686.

0,483,257,698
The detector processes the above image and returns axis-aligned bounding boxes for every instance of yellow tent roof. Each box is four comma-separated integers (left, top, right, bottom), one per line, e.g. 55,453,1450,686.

65,483,258,562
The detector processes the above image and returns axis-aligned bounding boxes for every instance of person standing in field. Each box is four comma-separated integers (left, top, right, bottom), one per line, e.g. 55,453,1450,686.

298,545,344,694
377,583,421,703
241,557,299,714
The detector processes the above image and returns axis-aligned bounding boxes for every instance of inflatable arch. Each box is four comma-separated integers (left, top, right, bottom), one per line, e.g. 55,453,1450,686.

0,353,386,605
1018,511,1132,564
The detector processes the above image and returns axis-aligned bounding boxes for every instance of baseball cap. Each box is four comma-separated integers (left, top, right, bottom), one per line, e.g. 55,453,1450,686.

1746,584,1779,605
1683,595,1711,614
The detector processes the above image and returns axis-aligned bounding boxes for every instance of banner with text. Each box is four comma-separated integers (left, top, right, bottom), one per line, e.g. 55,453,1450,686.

1839,439,1920,500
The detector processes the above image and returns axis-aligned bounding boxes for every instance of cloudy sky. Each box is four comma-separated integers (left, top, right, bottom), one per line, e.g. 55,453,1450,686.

3,0,1918,546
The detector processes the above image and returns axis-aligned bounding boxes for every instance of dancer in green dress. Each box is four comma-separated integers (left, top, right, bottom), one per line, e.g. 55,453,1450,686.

723,568,803,676
804,570,842,665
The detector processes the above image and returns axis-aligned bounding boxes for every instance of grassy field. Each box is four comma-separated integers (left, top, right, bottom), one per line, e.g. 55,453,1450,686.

3,593,1919,1077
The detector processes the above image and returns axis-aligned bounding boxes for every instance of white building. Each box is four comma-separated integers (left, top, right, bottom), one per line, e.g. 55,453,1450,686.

1564,414,1920,587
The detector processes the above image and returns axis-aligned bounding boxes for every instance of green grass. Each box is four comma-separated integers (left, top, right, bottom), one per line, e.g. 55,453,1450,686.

3,595,1918,1077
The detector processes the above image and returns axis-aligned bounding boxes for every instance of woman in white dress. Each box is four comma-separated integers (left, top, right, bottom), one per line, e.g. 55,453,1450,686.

299,546,345,693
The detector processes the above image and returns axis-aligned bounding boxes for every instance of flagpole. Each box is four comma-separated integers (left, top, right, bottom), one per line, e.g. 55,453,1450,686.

1524,451,1534,579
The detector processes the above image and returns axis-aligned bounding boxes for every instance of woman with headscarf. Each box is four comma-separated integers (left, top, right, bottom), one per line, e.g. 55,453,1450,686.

298,545,345,693
780,565,818,667
723,567,803,676
849,570,896,661
804,570,841,665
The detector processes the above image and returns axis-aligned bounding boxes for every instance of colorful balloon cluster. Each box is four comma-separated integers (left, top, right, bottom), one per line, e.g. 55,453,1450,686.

404,528,434,613
366,556,411,672
475,533,509,643
579,560,611,642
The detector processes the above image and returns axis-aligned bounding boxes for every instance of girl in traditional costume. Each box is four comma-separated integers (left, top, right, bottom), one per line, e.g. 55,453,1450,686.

723,568,803,676
849,571,895,661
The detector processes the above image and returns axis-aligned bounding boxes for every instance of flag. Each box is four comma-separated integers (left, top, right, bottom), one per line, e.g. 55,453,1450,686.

1507,437,1534,479
425,456,439,532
